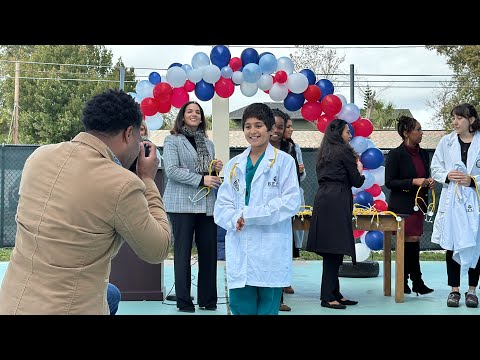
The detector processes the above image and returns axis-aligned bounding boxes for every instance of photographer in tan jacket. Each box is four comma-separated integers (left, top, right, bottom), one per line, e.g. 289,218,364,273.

0,89,171,315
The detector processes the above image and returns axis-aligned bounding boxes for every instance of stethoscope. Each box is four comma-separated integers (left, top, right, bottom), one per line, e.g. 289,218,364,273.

413,186,436,223
453,175,480,202
229,147,277,193
188,160,222,205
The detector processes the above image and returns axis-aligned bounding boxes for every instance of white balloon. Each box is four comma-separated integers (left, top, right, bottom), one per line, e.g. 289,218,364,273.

361,170,375,190
276,56,295,75
127,92,142,104
350,136,368,155
145,113,163,130
181,64,192,73
335,93,348,106
374,191,386,201
257,74,273,91
187,68,203,84
338,103,361,123
355,242,371,262
287,73,309,94
135,80,154,99
366,139,376,149
166,67,187,88
232,71,244,85
202,64,221,84
369,166,385,186
240,81,258,97
269,82,289,101
360,232,367,244
191,52,210,69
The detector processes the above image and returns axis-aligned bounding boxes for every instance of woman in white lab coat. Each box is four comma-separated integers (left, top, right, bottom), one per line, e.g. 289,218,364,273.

214,103,301,315
431,103,480,308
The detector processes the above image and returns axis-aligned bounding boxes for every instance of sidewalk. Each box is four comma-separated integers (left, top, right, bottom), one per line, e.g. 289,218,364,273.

1,260,477,315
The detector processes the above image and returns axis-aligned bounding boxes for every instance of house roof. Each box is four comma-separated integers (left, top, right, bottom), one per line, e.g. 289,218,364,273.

149,129,446,150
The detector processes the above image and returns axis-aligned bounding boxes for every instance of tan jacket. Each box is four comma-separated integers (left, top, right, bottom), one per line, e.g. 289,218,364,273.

0,133,171,314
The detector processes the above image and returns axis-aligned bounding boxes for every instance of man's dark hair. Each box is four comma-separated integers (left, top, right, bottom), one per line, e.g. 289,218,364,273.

241,103,275,131
82,89,143,135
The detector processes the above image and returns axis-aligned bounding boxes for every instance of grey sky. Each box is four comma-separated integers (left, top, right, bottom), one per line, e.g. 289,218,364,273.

107,45,452,130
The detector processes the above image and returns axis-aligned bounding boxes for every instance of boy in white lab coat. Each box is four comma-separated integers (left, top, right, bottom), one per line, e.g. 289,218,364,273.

214,103,300,315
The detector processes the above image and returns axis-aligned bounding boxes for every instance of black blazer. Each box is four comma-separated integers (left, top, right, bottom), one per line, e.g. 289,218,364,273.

385,143,430,215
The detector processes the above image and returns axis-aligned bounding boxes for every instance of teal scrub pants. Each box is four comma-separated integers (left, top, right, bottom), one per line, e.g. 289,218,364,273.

229,285,282,315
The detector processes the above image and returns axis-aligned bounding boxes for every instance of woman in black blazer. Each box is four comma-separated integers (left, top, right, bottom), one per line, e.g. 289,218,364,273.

385,116,435,295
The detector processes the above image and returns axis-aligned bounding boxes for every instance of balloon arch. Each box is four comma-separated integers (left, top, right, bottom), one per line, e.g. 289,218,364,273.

129,45,386,260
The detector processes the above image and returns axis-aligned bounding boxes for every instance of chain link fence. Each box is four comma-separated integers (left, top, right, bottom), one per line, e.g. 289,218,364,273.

0,145,442,251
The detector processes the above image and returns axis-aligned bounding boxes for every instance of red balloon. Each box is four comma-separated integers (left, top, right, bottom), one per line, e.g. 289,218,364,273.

353,229,365,238
321,94,342,116
153,82,173,100
140,97,159,117
229,57,242,72
274,70,288,84
301,102,323,121
304,85,321,102
316,114,334,132
157,97,172,114
352,118,374,137
215,77,235,98
171,87,189,108
365,184,382,197
373,199,388,212
183,79,196,92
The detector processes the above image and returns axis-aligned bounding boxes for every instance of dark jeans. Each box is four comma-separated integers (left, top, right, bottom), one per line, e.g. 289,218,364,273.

446,250,480,288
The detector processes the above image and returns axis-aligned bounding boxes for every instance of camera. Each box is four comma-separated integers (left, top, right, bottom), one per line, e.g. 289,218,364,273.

144,143,150,157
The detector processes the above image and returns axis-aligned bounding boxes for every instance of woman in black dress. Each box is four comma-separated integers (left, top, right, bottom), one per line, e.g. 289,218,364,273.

306,119,365,309
385,115,434,295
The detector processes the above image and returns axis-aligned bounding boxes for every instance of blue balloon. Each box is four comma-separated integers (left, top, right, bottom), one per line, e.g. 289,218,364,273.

360,148,384,170
353,191,374,208
365,231,384,251
242,63,262,83
258,53,277,74
148,71,161,85
168,62,182,69
300,69,316,85
210,45,231,68
284,92,305,112
259,51,274,60
194,80,215,101
316,79,334,100
241,48,259,66
347,122,355,138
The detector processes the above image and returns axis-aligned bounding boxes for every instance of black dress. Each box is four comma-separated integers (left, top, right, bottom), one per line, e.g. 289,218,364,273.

306,148,365,263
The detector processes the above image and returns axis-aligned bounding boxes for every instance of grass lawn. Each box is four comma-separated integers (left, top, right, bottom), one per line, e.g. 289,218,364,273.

0,246,446,262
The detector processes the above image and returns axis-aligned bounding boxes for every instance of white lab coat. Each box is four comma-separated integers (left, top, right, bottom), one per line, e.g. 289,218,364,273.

431,131,480,273
214,143,301,290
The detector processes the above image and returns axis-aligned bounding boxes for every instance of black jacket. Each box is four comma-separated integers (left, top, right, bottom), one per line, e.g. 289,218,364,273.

385,143,430,215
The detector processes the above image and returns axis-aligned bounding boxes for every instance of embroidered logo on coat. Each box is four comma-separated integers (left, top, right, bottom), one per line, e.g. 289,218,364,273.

267,176,278,188
476,159,480,168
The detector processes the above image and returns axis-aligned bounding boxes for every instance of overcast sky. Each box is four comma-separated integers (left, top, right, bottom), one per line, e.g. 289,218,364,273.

107,45,453,130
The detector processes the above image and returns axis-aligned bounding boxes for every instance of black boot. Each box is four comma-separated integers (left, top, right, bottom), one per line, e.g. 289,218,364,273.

408,242,434,295
404,245,411,294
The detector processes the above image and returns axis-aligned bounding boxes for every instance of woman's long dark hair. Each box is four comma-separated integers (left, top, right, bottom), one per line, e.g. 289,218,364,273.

170,101,207,135
316,119,357,167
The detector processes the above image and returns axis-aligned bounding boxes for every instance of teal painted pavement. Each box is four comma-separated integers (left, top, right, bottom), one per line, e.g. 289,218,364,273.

1,259,479,315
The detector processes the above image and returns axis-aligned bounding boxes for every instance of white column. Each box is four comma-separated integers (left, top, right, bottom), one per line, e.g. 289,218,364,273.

211,94,230,176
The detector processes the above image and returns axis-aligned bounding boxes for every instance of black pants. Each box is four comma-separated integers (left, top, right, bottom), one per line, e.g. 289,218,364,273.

446,250,480,288
320,253,344,302
169,212,217,310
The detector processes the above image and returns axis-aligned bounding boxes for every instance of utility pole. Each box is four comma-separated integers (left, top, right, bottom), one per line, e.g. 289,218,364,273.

12,61,20,144
119,66,125,90
349,64,355,104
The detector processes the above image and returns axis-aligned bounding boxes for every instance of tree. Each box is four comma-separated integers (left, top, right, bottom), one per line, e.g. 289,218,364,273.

360,86,409,129
426,45,480,130
0,45,136,144
289,45,346,85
